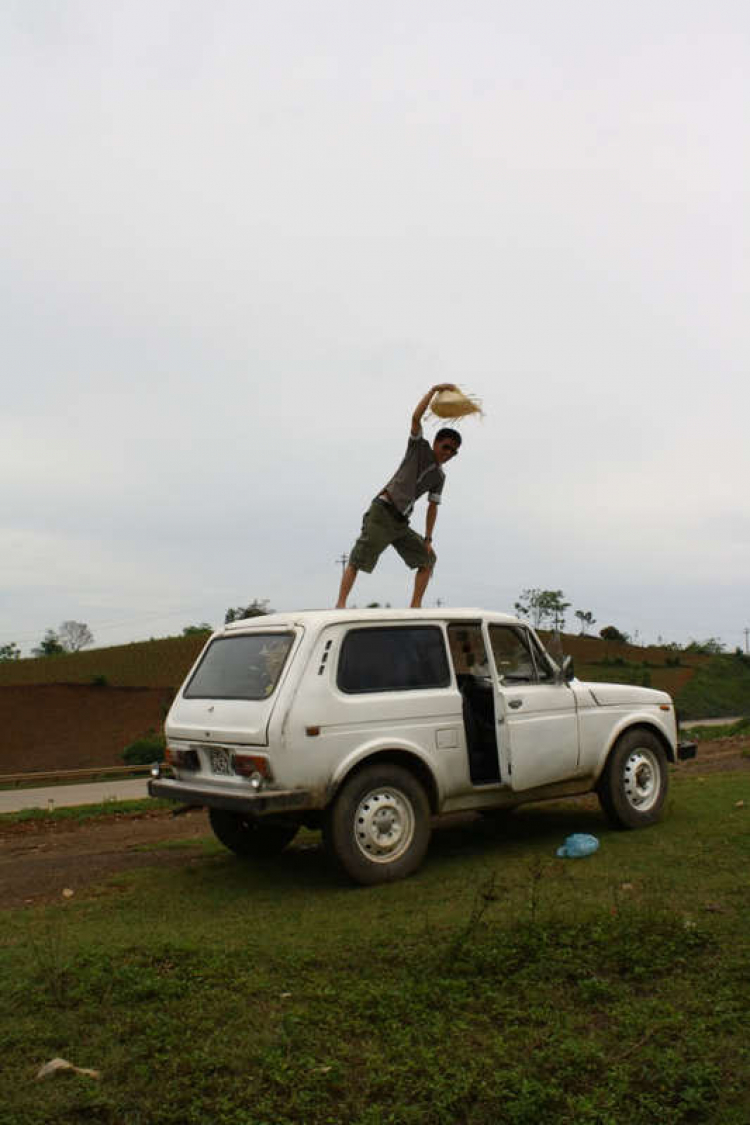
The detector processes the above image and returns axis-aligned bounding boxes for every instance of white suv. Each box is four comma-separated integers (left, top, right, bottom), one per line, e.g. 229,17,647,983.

149,609,696,884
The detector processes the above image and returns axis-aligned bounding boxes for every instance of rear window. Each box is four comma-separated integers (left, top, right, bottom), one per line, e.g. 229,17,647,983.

337,626,450,693
184,633,294,700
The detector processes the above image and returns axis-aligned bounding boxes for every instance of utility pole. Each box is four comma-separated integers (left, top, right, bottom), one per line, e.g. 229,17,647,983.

744,627,749,655
335,553,349,577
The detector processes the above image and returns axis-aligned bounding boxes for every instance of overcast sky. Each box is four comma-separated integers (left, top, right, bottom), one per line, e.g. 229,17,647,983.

2,0,748,656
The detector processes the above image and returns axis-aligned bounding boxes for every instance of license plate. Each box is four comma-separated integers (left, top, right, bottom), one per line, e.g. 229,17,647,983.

209,748,232,775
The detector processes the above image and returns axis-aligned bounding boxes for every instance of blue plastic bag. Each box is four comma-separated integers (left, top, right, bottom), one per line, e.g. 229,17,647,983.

556,833,599,858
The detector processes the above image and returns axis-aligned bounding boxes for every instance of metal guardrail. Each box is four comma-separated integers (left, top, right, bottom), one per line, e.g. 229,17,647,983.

680,716,744,729
0,764,153,788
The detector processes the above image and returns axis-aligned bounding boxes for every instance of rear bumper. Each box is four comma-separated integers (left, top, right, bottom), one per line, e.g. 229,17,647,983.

148,777,313,816
677,741,697,761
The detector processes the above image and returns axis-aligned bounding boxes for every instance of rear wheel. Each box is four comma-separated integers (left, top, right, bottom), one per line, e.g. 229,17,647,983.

208,809,299,857
323,763,431,885
597,729,669,829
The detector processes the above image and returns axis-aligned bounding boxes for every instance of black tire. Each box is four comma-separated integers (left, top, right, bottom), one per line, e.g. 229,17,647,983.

323,763,431,885
208,808,299,858
597,728,669,830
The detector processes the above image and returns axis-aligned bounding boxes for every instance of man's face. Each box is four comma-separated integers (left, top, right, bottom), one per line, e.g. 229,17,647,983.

433,436,460,464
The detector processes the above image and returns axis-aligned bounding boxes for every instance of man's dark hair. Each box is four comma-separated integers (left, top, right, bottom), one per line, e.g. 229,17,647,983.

435,427,462,447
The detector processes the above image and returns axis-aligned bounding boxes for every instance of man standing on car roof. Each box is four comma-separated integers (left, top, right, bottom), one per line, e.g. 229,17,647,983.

336,384,462,609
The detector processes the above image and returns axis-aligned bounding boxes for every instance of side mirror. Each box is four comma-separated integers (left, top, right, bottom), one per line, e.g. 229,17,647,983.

556,655,574,684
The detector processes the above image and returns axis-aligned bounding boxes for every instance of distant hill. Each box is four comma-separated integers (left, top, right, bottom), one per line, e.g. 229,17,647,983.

0,632,210,688
0,625,708,693
1,628,747,775
537,630,709,708
1,625,746,720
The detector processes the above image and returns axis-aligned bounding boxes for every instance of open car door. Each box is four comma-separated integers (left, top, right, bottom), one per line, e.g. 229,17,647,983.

489,624,579,791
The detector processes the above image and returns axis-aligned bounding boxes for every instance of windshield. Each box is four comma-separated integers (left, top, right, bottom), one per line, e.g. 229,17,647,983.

184,633,294,700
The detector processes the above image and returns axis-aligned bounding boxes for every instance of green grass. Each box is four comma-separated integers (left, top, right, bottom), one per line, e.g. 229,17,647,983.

2,772,749,1124
673,654,750,719
0,798,173,826
686,717,750,742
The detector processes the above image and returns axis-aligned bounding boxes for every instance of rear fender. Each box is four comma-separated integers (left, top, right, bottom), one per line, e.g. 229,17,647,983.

329,741,443,813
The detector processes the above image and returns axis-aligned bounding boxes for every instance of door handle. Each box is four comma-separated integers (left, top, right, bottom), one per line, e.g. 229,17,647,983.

508,699,523,710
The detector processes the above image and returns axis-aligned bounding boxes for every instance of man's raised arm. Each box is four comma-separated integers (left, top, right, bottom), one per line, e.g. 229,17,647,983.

410,383,458,436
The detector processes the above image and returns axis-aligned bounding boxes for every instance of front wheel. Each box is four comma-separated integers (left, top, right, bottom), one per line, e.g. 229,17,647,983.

209,809,299,858
597,729,669,829
323,764,431,885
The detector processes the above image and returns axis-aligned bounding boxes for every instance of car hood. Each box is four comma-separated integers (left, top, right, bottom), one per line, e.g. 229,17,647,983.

583,682,671,708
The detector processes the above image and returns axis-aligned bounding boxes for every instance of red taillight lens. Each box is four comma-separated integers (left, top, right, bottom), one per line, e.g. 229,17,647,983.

233,753,272,779
165,748,200,770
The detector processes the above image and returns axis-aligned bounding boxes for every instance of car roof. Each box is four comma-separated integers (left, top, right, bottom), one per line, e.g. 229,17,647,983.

222,607,525,633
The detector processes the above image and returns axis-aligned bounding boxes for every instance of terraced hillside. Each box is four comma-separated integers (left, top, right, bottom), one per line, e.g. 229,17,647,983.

0,632,209,688
1,626,746,776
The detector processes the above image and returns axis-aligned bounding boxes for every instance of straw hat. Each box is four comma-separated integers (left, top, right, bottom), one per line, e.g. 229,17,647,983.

429,387,484,421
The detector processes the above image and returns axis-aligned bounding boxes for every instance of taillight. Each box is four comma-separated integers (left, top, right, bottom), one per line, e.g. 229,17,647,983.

165,748,200,770
233,754,272,781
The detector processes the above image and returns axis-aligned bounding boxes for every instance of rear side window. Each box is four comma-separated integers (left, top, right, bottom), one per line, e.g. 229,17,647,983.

337,626,450,693
184,633,294,700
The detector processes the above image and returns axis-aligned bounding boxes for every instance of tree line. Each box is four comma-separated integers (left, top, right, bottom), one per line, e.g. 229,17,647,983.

512,587,727,652
0,621,95,661
0,592,729,661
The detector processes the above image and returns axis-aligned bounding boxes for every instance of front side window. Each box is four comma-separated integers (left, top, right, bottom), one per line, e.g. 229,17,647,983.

184,633,294,700
337,626,450,693
489,625,542,684
527,635,554,682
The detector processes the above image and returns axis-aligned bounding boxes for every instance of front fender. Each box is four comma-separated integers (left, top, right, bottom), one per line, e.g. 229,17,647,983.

594,712,678,781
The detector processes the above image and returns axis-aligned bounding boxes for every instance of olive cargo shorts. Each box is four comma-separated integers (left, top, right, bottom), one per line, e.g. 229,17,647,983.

348,500,435,573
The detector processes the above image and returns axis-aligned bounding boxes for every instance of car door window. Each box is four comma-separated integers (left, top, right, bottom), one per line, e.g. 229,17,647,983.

337,626,450,693
527,635,555,683
447,623,490,679
489,626,539,683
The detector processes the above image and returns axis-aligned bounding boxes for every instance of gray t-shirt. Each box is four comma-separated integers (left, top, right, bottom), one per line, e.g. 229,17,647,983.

379,427,445,518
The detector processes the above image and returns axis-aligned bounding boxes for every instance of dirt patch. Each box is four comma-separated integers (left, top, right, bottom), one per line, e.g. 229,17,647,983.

679,736,750,774
0,808,211,909
1,739,746,911
0,684,173,775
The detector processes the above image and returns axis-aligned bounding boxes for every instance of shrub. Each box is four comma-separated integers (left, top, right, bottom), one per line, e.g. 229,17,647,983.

689,717,750,742
675,654,750,719
600,625,630,643
122,731,166,766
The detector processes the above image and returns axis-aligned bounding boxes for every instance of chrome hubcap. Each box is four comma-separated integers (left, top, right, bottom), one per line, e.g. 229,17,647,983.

622,748,661,811
354,787,415,863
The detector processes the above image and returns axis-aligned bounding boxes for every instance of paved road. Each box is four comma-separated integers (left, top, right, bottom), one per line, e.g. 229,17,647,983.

1,715,742,816
681,716,742,729
0,778,150,815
